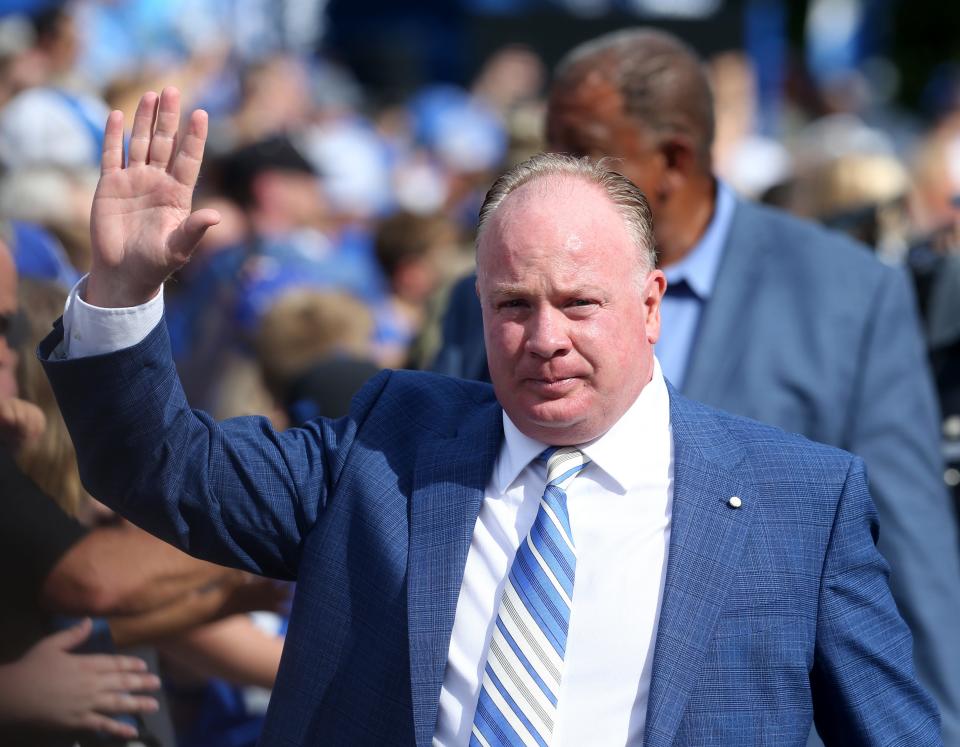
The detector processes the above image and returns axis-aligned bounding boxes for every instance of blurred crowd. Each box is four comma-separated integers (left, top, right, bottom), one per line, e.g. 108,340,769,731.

2,0,960,745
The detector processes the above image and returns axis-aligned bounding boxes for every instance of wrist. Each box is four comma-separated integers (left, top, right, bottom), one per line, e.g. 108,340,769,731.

84,272,162,309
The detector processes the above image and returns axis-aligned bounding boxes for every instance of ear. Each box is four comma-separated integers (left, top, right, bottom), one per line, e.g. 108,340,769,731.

642,269,667,344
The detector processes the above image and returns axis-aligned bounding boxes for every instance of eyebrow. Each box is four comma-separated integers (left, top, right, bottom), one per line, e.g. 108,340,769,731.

487,282,607,299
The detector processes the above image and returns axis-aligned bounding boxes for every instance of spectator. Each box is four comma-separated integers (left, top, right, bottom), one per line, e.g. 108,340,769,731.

254,288,379,423
373,210,460,366
0,238,261,745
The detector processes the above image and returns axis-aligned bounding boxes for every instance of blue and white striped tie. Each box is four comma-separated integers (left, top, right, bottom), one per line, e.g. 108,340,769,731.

471,447,591,747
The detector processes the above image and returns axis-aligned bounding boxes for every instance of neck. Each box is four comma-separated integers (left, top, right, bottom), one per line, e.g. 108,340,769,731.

656,176,718,268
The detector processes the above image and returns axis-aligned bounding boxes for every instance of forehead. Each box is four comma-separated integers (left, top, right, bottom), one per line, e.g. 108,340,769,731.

547,79,657,157
550,70,623,119
478,175,634,275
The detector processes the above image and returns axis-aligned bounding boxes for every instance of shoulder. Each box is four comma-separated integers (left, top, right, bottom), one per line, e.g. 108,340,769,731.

671,390,856,485
731,199,891,276
727,199,913,316
352,368,498,437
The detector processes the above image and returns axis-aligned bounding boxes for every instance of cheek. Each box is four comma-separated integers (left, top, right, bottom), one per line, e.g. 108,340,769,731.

581,315,644,374
484,320,523,370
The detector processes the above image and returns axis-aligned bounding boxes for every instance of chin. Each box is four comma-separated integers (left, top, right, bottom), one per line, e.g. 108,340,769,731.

515,404,599,445
526,419,603,446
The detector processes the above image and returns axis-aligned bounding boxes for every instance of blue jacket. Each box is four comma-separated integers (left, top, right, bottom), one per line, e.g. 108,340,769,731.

433,198,960,744
42,319,940,746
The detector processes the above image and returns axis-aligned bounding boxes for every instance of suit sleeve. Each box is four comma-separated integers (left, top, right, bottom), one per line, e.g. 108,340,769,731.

846,265,960,742
811,457,942,745
40,317,391,580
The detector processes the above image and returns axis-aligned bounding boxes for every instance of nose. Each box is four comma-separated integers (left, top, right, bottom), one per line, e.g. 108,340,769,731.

524,306,571,359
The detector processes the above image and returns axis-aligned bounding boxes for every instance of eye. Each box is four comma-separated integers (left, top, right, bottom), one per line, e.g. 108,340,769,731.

497,298,529,310
565,297,600,317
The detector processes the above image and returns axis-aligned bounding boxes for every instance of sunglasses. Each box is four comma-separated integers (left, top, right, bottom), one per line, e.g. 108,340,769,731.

0,310,27,348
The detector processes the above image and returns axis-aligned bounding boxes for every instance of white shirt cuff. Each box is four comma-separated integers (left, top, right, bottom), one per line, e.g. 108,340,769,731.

61,275,165,358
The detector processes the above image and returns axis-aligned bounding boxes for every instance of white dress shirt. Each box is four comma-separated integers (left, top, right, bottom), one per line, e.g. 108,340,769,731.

435,360,674,746
58,278,164,358
61,278,676,746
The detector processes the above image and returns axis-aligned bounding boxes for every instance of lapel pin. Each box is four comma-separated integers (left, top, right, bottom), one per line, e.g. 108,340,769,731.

728,496,742,509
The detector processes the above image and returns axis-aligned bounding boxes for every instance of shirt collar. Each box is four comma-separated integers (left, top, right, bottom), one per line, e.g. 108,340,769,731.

662,180,737,300
495,357,672,495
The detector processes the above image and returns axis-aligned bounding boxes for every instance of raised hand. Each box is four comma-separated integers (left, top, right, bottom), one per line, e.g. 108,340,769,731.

86,87,221,308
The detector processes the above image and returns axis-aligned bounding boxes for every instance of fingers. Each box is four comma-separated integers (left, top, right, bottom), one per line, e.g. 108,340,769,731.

89,670,161,695
109,87,206,181
148,86,181,170
170,108,209,187
78,711,141,740
93,690,160,713
101,111,125,174
167,207,221,261
82,653,151,674
45,617,92,651
127,91,159,167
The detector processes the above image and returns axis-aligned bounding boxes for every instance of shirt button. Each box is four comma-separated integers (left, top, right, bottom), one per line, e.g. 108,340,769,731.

728,496,742,509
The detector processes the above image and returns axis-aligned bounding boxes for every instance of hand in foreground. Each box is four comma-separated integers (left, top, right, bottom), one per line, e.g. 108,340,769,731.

86,87,220,308
0,618,160,739
0,397,46,452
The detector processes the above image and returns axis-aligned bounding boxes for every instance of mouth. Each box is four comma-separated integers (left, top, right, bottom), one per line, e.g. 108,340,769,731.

522,376,580,397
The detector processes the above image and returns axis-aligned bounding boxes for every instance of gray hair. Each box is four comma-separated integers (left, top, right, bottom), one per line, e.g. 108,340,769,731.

476,152,657,272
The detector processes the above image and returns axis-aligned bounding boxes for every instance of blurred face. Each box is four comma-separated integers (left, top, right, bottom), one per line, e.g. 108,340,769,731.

477,176,665,445
547,77,667,214
272,172,328,228
0,246,19,400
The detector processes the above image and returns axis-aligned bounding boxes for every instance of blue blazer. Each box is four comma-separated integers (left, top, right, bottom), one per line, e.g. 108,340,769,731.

432,198,960,744
42,320,939,746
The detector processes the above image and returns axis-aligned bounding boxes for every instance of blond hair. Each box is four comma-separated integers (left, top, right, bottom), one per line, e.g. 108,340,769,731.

15,279,90,516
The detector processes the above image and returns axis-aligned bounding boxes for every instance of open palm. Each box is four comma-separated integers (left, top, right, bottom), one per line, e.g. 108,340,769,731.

88,88,219,308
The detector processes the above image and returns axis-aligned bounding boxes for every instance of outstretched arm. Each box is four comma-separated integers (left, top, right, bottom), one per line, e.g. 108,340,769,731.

41,522,232,616
107,572,291,648
85,87,219,309
159,614,286,690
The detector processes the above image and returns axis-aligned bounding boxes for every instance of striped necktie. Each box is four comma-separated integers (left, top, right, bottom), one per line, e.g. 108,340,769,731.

471,447,591,747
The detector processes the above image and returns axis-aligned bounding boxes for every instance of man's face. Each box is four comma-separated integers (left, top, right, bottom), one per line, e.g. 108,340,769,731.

477,176,665,445
546,76,666,213
0,245,20,400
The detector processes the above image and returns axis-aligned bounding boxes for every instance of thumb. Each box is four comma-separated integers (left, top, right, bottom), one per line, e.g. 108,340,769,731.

167,208,221,261
45,618,93,652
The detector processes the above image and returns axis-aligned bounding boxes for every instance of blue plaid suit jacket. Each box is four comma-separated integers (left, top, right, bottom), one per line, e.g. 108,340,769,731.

41,320,940,746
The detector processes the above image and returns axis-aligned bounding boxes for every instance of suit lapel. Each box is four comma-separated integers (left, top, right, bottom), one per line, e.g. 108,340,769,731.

407,404,502,747
644,392,757,746
683,200,766,403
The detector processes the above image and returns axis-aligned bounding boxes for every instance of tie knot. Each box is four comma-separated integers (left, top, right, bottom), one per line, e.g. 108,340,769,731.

541,447,591,491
